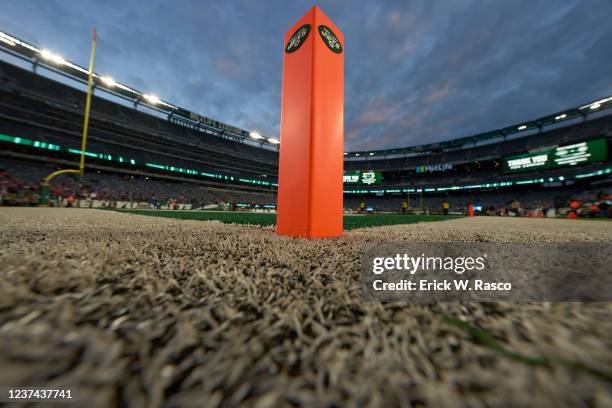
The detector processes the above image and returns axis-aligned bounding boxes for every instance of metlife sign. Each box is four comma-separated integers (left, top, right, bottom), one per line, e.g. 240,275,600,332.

343,171,382,185
416,163,453,173
503,138,608,172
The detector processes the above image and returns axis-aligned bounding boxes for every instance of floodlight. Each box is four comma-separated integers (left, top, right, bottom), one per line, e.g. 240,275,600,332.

518,125,527,130
249,132,264,140
580,97,612,110
555,114,567,120
143,94,161,104
40,49,66,65
100,76,117,87
268,138,280,144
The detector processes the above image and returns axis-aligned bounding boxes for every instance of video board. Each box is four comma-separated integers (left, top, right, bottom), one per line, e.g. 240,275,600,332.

503,138,608,172
343,171,382,185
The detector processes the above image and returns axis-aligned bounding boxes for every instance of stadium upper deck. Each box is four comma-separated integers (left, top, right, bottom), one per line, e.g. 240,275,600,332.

0,61,279,191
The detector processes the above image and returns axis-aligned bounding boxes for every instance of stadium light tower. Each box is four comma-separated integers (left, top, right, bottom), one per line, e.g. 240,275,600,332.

276,6,344,238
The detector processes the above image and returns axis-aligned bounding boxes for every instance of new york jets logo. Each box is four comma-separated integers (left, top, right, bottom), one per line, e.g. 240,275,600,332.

285,24,311,53
318,25,342,54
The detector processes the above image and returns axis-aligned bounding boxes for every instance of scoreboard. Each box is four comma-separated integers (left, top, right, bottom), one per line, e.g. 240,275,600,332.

343,171,382,185
503,138,608,172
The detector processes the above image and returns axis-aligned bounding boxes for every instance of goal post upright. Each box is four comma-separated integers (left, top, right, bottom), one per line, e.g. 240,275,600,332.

40,28,97,204
78,27,97,175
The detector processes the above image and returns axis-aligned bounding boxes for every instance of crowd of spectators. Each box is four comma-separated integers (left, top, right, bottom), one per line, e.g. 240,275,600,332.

0,162,276,208
2,161,610,218
345,189,612,218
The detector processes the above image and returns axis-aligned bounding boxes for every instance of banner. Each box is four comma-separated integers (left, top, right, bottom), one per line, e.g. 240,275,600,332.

503,138,608,172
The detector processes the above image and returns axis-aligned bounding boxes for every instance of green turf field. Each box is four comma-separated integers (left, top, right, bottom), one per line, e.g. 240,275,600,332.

112,209,461,229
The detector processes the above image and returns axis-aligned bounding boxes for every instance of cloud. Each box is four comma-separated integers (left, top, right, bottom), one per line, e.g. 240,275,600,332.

2,0,611,149
357,99,398,125
214,58,241,76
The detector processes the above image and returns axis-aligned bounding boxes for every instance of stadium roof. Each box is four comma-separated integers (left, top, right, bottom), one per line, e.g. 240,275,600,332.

1,30,611,159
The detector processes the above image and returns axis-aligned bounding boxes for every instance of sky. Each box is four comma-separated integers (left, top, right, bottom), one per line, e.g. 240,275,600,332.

1,0,611,151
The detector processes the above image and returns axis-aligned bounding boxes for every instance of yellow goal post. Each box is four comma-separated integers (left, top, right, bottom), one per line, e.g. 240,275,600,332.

40,28,97,204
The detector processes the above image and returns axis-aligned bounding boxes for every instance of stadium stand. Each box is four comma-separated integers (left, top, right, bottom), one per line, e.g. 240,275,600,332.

0,159,276,208
344,188,612,214
345,115,612,172
0,35,611,217
0,61,279,179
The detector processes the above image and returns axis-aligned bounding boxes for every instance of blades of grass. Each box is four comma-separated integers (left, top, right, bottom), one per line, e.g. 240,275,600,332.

440,313,612,384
